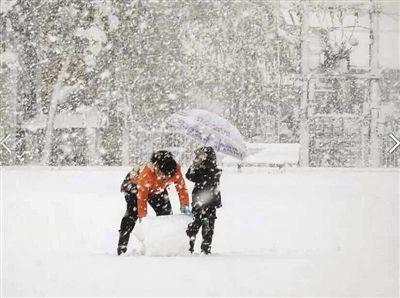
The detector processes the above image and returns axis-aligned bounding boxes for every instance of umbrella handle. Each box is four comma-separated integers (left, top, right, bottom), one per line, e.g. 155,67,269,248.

176,133,212,164
204,133,211,147
176,135,191,165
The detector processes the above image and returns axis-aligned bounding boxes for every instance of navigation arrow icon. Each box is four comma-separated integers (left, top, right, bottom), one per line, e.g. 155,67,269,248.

0,134,11,154
388,133,400,154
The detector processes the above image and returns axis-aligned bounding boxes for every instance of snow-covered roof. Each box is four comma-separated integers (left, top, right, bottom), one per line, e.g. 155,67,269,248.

223,143,300,165
0,48,19,68
22,106,107,131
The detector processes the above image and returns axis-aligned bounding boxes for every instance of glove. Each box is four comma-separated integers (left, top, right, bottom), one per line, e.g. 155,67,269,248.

180,205,191,215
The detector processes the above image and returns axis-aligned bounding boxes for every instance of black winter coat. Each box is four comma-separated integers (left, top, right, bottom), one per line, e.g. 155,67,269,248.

185,162,222,212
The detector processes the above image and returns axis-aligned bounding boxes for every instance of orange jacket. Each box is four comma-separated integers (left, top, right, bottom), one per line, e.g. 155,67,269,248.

131,163,189,218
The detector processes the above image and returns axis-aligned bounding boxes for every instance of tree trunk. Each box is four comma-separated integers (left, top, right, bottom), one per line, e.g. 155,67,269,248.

121,92,130,166
299,0,310,167
87,127,99,166
369,1,381,167
41,62,69,165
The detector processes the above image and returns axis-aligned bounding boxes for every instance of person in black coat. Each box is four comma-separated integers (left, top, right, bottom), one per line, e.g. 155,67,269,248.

186,146,222,254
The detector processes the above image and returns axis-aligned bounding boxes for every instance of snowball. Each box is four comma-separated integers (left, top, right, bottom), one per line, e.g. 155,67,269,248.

133,214,192,256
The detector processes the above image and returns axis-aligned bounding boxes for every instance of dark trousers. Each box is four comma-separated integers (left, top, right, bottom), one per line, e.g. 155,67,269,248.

118,189,172,248
186,207,216,253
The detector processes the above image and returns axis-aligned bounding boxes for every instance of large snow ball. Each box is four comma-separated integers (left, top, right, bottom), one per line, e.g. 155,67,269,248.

133,214,192,256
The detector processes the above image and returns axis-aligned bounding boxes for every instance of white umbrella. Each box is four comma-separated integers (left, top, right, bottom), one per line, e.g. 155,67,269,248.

167,109,247,160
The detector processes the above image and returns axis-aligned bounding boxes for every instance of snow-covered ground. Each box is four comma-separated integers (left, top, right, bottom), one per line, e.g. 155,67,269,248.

1,166,399,296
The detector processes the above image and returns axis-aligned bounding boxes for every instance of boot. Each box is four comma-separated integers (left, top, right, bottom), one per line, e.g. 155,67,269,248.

117,245,127,256
189,236,195,253
117,214,137,256
200,249,211,255
117,230,131,255
200,242,211,255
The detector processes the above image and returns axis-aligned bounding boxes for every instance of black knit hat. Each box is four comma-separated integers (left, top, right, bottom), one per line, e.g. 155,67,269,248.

151,150,177,176
197,146,217,164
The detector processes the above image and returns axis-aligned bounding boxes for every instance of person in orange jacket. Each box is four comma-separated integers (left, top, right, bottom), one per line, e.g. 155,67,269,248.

117,150,190,255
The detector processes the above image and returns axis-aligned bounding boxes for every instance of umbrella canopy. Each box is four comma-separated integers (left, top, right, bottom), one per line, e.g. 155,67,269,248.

167,109,247,160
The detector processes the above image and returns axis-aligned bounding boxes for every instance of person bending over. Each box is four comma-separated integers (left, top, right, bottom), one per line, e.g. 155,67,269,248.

118,150,191,255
